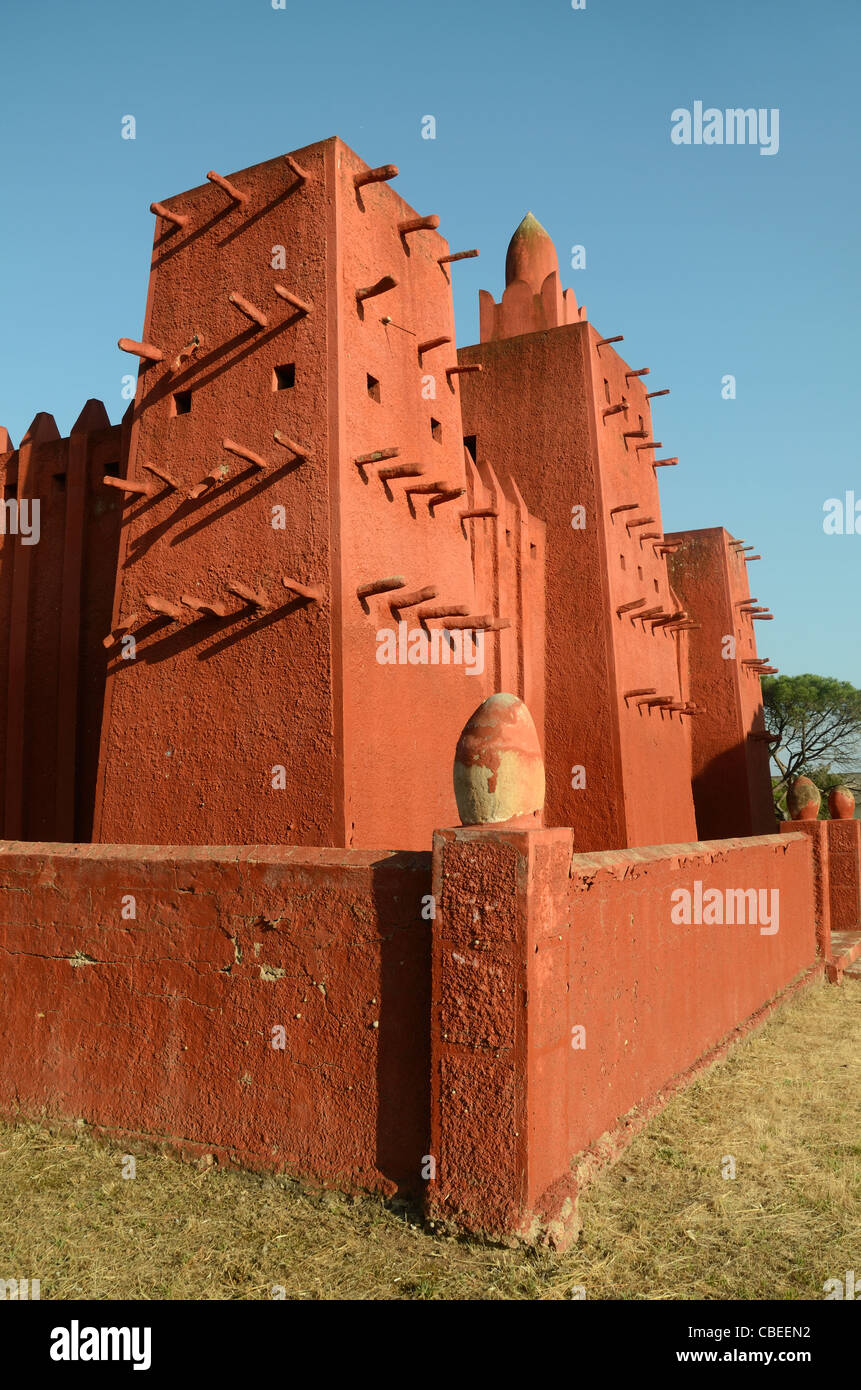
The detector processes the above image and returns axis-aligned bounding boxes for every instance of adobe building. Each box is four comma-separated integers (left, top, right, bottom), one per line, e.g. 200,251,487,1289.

5,138,861,1251
0,137,773,853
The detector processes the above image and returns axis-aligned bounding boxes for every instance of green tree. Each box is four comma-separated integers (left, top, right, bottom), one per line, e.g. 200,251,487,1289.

762,674,861,817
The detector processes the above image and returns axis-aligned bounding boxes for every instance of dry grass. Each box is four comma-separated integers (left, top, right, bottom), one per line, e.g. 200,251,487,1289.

1,977,859,1300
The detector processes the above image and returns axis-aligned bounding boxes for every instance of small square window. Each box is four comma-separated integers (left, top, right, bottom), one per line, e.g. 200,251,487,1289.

654,578,659,592
53,472,67,492
603,379,610,404
463,434,477,462
620,554,626,571
104,460,121,477
367,373,381,402
273,363,295,391
637,565,643,581
173,390,192,416
431,418,442,442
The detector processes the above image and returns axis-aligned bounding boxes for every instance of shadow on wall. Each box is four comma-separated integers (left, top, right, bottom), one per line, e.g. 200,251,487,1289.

692,740,778,841
371,851,432,1196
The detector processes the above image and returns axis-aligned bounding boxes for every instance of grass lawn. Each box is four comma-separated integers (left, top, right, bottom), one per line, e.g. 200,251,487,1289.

1,976,858,1300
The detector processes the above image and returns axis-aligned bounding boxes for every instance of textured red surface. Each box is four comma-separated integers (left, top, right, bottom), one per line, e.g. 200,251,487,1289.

0,409,124,841
429,826,818,1244
825,818,861,932
0,841,432,1195
88,138,545,852
458,325,698,849
667,527,776,838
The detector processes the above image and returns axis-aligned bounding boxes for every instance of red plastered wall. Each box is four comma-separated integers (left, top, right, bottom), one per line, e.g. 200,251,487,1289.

529,832,816,1208
429,826,817,1242
0,842,432,1196
95,142,338,847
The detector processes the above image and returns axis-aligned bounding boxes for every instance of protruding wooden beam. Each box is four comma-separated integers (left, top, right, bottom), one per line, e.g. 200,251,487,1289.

446,365,482,380
356,577,406,601
207,170,249,205
405,480,448,496
142,464,180,491
118,337,163,363
102,614,139,650
228,581,269,610
144,594,183,620
653,457,678,468
626,368,649,380
398,215,440,236
646,389,670,399
626,515,656,530
354,447,399,466
150,201,189,229
617,599,646,616
429,487,466,507
460,508,498,521
222,438,267,471
444,615,510,631
228,293,268,328
635,440,661,452
181,594,229,618
102,476,153,498
378,463,425,482
281,577,322,602
390,587,438,611
416,603,470,622
188,465,229,500
603,404,628,418
284,154,310,184
356,276,398,303
438,249,479,265
273,429,309,459
610,503,640,515
596,335,623,348
354,164,398,188
417,336,451,355
273,285,313,315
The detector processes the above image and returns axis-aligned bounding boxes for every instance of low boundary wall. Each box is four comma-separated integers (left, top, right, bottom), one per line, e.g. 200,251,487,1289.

427,828,819,1246
0,842,432,1196
0,827,846,1244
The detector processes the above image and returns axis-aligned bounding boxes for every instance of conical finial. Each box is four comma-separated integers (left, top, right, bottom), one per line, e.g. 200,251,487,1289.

504,212,559,293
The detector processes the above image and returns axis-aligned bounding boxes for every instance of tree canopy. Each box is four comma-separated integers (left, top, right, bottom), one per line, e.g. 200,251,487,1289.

762,673,861,815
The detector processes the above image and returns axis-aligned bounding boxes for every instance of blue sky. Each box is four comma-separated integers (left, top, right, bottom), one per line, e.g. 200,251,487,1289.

1,0,858,687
